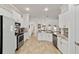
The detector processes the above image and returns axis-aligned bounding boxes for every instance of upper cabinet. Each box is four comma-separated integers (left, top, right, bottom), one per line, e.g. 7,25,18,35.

0,8,13,18
12,10,25,27
59,5,73,28
59,12,69,28
59,5,76,53
12,11,22,22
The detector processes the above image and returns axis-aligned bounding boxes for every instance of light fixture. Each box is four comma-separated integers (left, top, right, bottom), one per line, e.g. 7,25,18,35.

44,8,48,11
25,8,30,11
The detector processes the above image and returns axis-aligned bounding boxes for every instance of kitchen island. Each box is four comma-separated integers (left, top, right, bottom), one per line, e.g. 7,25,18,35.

37,30,53,42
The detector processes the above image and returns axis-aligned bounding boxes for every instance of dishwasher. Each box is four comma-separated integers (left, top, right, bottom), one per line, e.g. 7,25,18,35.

53,34,58,49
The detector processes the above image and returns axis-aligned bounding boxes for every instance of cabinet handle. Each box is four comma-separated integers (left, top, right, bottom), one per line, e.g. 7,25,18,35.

75,42,79,46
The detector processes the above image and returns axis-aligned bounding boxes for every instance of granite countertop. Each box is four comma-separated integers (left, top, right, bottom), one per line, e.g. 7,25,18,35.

38,29,68,41
57,34,68,41
38,30,53,33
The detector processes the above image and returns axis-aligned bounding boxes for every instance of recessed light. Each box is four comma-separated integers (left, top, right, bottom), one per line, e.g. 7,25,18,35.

44,8,48,11
25,8,30,11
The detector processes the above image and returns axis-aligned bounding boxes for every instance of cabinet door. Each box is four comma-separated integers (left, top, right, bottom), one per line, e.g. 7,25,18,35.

61,39,68,54
59,11,70,28
75,43,79,54
57,37,68,54
57,37,62,52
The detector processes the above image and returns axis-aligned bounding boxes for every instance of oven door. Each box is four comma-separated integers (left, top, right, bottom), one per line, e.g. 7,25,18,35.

17,34,24,49
18,34,24,42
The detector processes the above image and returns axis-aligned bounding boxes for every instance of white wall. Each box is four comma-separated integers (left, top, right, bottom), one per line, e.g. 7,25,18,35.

23,14,30,29
30,17,58,26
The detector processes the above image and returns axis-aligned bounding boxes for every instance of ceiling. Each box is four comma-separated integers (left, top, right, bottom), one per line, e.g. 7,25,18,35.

13,4,62,19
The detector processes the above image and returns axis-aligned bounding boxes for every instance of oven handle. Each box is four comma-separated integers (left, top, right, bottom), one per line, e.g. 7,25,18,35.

18,34,24,37
18,34,24,40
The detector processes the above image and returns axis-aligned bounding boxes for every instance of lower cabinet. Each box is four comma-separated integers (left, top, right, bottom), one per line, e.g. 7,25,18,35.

75,41,79,54
38,32,52,42
57,37,68,54
57,37,62,52
75,45,79,54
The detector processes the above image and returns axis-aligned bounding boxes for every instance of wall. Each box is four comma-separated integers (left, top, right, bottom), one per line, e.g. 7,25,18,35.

30,17,58,26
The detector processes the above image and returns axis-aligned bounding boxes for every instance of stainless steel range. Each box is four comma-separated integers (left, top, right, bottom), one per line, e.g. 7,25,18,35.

15,22,24,50
17,34,24,49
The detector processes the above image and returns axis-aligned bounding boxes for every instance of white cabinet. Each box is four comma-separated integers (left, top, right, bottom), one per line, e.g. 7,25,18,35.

75,45,79,54
38,32,52,42
23,14,30,28
59,11,70,28
57,37,62,52
61,39,68,54
57,37,68,54
75,41,79,54
12,11,24,27
59,5,79,54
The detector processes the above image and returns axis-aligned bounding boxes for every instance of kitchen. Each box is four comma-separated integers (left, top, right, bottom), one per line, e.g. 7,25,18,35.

0,4,79,54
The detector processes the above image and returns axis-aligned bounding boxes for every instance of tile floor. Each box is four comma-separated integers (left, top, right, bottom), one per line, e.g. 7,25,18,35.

16,34,60,54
